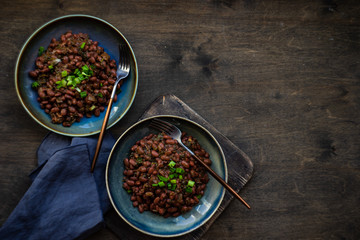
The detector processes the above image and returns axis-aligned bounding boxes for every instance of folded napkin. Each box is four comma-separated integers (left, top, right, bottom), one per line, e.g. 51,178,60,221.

0,132,116,240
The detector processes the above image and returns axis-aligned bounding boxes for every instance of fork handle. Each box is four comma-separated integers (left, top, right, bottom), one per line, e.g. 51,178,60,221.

91,97,114,172
180,142,251,209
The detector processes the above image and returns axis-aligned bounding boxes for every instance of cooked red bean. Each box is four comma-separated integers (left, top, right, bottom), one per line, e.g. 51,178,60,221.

29,31,123,127
123,132,211,217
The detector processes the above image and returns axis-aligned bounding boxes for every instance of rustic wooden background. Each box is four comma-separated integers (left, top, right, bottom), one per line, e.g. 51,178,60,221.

1,0,359,239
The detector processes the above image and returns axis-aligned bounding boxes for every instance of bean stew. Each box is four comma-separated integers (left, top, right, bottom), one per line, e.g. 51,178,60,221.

29,31,122,127
122,132,212,218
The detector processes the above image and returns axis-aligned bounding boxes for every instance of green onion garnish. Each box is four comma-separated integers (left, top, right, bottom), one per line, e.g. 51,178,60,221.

158,181,165,187
170,179,177,184
187,180,195,187
61,70,68,77
48,65,53,70
176,168,185,174
179,175,183,180
152,184,158,187
80,91,87,98
38,46,44,56
89,105,96,111
31,82,39,88
80,42,86,49
158,175,168,182
82,65,89,72
185,187,192,193
97,93,103,98
168,160,176,168
56,79,67,89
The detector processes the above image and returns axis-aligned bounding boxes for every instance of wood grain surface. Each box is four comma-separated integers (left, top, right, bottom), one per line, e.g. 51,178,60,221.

1,0,360,239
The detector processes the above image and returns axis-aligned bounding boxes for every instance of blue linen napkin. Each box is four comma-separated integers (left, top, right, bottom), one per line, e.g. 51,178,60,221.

0,132,116,240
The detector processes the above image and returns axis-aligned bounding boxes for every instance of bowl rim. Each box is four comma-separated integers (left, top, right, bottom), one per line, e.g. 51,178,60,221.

106,114,228,237
14,14,138,137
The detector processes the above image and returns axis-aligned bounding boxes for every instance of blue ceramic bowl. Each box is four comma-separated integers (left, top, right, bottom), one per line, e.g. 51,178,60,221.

106,115,227,237
15,15,138,136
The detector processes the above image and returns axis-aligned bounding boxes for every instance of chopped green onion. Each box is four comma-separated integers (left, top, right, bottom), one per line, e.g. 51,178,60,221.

171,184,177,191
169,174,174,179
38,46,44,56
196,195,202,199
169,167,175,173
31,82,40,88
56,79,67,89
80,42,86,49
78,75,85,81
152,183,158,187
74,69,80,75
48,65,53,70
170,179,177,184
179,175,183,180
74,77,81,84
176,168,185,174
127,189,132,193
187,180,195,187
167,183,172,188
80,91,87,98
158,181,165,187
158,175,168,182
136,158,143,163
82,65,89,72
75,87,81,93
168,160,176,168
89,105,96,111
61,70,68,77
97,93,103,98
185,187,192,193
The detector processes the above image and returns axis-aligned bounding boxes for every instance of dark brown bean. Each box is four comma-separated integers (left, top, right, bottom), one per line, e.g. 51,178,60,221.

50,107,59,113
204,158,212,165
68,106,76,113
60,108,67,116
151,150,159,157
129,159,137,166
138,166,147,173
165,139,176,145
29,71,38,78
126,180,135,186
181,161,190,168
94,108,100,117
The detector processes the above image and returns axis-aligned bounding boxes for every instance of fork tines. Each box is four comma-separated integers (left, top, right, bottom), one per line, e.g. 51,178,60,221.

149,118,173,134
118,44,130,71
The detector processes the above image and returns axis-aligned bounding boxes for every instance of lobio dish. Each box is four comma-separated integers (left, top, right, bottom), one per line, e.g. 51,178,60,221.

106,115,227,237
15,15,138,136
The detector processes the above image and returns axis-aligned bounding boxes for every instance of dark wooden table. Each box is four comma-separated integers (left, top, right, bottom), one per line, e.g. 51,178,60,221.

1,1,359,239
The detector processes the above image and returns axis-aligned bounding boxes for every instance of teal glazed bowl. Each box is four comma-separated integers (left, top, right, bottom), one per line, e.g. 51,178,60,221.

15,15,138,136
106,115,227,237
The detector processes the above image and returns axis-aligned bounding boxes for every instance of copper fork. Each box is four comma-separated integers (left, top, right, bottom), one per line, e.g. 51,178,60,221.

91,45,130,172
149,118,251,209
